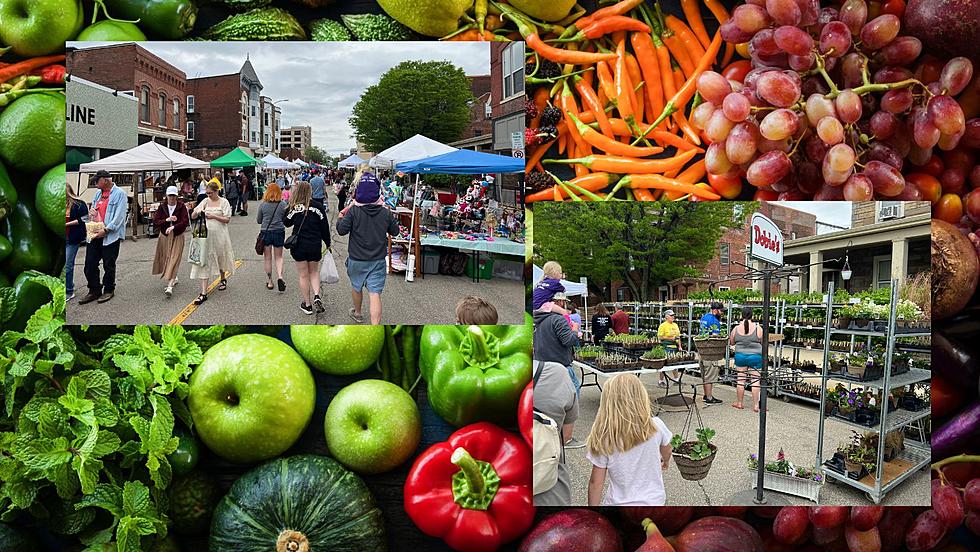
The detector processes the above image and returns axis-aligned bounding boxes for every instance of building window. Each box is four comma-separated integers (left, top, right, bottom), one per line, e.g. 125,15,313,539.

173,98,180,128
616,288,627,301
186,95,194,113
242,127,247,142
720,243,730,265
264,112,269,126
140,86,150,122
187,121,195,141
251,105,256,117
241,93,248,118
251,131,257,143
502,43,525,99
873,256,892,288
158,92,167,126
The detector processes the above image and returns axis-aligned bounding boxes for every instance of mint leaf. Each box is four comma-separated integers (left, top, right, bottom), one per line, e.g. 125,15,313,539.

74,370,112,401
75,483,122,517
25,304,63,344
9,343,40,377
11,436,72,471
147,396,174,452
0,287,16,325
121,481,150,517
91,430,121,458
37,403,68,438
72,454,103,495
117,515,155,552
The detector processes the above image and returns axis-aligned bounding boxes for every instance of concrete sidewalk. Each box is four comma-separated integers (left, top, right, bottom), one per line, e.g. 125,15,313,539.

561,372,930,507
66,196,524,326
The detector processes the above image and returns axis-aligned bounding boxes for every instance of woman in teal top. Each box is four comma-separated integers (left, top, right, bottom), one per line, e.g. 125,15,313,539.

729,306,764,412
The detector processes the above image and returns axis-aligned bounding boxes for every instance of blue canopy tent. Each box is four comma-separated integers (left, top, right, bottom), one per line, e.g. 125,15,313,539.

395,148,524,174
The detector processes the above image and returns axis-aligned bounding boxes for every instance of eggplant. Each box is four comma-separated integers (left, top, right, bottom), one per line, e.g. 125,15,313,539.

933,331,980,401
933,402,980,460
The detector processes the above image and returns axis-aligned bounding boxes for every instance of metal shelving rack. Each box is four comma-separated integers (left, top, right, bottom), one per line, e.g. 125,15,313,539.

814,281,931,504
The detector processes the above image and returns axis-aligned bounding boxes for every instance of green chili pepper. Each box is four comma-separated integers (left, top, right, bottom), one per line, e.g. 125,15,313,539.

419,324,532,427
3,198,56,278
102,0,198,39
5,271,53,332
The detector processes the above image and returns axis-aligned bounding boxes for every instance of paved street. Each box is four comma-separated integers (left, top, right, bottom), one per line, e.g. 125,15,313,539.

66,198,524,325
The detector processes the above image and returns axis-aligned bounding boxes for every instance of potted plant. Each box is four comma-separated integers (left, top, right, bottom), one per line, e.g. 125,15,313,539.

671,428,717,481
895,300,923,329
641,346,667,369
747,448,823,502
693,325,728,361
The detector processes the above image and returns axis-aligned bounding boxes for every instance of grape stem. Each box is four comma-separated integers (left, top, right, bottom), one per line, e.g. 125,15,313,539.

850,78,925,97
815,51,840,97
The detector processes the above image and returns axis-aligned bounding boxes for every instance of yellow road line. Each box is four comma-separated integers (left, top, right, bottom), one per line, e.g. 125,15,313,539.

168,259,245,325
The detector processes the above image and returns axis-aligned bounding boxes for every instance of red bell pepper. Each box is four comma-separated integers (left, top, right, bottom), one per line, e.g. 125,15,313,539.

404,422,534,552
518,381,533,448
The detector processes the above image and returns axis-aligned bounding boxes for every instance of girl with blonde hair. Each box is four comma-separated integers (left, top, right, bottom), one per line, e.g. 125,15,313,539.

585,374,673,506
284,180,332,315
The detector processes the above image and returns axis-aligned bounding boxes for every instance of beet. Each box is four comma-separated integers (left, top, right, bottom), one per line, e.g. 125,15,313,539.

673,516,764,552
619,506,694,535
905,0,980,60
932,220,980,320
519,509,623,552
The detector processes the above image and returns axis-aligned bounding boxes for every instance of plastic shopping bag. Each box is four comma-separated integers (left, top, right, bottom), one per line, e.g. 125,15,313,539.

187,217,208,267
320,249,340,284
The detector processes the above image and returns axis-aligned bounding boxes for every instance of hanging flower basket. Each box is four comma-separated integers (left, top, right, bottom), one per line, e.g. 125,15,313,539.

672,443,717,481
693,337,727,361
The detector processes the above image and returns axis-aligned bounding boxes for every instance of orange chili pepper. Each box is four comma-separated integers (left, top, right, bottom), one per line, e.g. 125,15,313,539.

620,174,721,200
526,139,555,173
644,32,724,133
614,38,635,124
569,112,664,157
662,31,695,79
665,15,706,62
630,32,666,129
703,0,735,66
574,0,646,30
623,53,644,123
507,13,618,65
595,61,617,109
526,173,620,203
572,16,650,41
681,0,712,50
632,188,656,201
573,143,590,178
546,148,698,174
560,80,591,155
574,75,615,138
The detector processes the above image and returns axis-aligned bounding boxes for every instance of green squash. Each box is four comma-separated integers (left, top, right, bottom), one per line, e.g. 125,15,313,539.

170,471,221,536
210,455,386,552
0,522,39,550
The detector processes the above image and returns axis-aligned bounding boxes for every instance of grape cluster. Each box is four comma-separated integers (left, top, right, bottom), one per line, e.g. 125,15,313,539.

691,0,975,200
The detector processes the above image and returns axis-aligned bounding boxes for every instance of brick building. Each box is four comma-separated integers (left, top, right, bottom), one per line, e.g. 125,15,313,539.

489,42,524,203
185,59,280,161
67,43,187,152
280,126,312,154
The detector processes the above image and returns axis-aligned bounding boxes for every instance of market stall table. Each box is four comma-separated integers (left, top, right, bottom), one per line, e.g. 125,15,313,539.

572,360,703,414
420,235,525,282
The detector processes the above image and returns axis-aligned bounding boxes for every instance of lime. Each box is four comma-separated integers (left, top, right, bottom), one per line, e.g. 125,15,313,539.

35,163,66,235
77,20,147,41
0,93,66,174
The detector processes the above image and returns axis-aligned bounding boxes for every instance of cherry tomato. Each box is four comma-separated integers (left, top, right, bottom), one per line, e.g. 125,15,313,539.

934,193,964,223
880,0,905,18
722,60,752,84
919,153,945,178
931,373,965,421
708,170,743,199
735,42,750,59
905,173,942,204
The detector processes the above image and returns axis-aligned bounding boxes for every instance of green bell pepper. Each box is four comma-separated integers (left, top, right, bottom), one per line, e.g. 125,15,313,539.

420,324,532,427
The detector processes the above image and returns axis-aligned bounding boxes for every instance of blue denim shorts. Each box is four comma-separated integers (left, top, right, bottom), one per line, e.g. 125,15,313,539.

347,258,387,293
262,229,285,248
734,353,763,369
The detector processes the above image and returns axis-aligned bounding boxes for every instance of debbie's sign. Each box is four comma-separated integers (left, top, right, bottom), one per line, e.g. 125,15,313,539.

750,213,783,266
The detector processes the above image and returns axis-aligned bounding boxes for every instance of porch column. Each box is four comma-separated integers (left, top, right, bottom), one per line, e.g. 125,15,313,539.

891,238,909,285
809,251,823,293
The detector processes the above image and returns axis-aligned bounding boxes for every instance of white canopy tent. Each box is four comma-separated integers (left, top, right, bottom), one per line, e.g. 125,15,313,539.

260,154,299,170
79,141,210,172
293,159,309,167
369,134,457,170
337,153,367,168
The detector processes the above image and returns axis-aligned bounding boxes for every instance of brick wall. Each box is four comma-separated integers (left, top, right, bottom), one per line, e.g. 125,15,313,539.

460,92,493,140
469,75,491,99
186,74,245,155
490,43,523,118
68,44,186,139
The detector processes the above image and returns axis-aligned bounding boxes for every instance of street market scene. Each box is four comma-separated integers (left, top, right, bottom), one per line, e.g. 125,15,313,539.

531,201,931,506
63,41,526,325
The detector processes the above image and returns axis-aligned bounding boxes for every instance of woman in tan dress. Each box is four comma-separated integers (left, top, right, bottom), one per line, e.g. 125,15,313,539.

189,182,235,305
152,186,189,298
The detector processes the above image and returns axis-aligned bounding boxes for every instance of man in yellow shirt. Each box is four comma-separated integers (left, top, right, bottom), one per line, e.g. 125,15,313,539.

656,310,683,388
209,171,224,194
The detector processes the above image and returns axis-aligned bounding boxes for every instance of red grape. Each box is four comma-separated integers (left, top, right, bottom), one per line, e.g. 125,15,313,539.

878,508,915,552
827,143,857,172
880,36,922,66
944,148,976,171
875,66,913,84
705,142,734,175
819,21,852,57
840,52,865,88
822,159,852,186
721,19,755,44
759,136,791,153
705,109,737,143
727,121,761,164
844,525,881,552
933,484,966,531
939,57,975,96
773,506,810,545
750,28,781,57
941,167,967,195
697,71,733,106
913,107,941,149
935,193,964,223
747,150,792,186
844,174,874,200
734,3,772,33
756,71,801,107
835,89,863,124
906,510,947,552
962,118,980,149
722,93,751,122
788,53,815,71
966,510,980,537
938,129,964,151
965,478,980,510
839,0,868,36
880,88,913,114
813,183,845,200
767,0,802,26
864,160,906,196
817,116,845,145
928,95,966,135
760,108,799,140
806,94,837,126
797,0,819,26
870,111,899,139
867,142,903,171
774,25,813,57
691,102,716,130
849,506,884,531
965,189,980,224
860,14,901,50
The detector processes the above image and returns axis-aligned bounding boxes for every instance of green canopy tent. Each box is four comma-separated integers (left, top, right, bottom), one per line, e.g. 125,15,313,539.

210,147,263,168
66,148,92,172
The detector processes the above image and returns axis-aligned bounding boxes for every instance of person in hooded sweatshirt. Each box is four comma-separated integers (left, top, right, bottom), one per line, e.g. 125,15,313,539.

337,168,400,324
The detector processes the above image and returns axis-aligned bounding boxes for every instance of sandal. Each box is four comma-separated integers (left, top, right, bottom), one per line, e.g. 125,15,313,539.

266,281,274,290
218,279,227,291
194,294,208,305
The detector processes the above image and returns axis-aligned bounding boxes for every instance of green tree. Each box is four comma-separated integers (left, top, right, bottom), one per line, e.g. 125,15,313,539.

303,145,329,165
532,203,757,301
350,60,473,152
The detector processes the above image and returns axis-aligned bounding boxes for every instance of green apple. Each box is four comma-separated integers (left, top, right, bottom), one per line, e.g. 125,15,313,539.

290,325,385,375
188,334,315,464
0,0,84,57
324,379,421,474
77,20,147,41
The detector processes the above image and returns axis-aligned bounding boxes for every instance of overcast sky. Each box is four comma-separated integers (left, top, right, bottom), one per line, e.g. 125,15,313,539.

778,201,852,233
69,41,490,155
